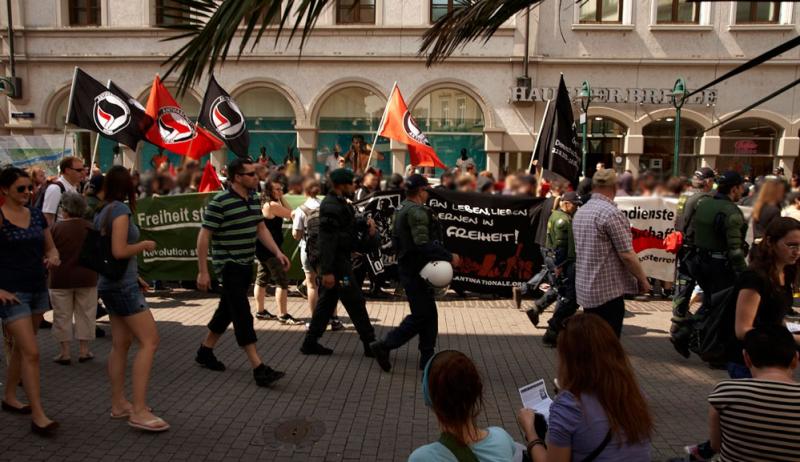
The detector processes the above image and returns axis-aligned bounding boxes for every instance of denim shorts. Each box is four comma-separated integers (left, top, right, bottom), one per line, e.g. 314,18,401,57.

0,290,50,324
299,245,314,274
99,283,148,317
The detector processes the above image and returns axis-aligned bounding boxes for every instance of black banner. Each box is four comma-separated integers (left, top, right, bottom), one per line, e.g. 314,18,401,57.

534,75,582,188
355,189,544,294
66,68,153,149
198,75,250,159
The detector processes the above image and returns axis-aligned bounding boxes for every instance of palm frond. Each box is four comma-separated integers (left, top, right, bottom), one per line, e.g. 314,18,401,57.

419,0,543,65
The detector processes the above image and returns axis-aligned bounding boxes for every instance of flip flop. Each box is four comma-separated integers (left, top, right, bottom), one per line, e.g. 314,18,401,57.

128,417,170,432
78,353,94,363
110,406,153,419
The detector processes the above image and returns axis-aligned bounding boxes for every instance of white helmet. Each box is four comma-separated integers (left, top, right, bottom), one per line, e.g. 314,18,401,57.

420,261,453,288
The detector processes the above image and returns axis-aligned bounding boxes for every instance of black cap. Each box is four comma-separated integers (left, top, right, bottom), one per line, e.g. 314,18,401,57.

329,168,355,185
405,174,430,191
693,167,715,180
717,170,744,188
561,191,582,205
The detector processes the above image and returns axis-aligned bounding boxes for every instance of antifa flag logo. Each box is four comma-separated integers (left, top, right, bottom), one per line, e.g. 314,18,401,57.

402,111,431,146
157,107,196,144
210,96,245,139
93,91,131,136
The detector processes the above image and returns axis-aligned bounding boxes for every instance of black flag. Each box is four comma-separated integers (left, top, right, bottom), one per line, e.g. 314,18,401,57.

532,75,582,188
66,68,153,150
198,75,250,159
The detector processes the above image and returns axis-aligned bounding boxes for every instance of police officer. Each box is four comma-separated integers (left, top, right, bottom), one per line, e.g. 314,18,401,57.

370,175,460,372
537,191,581,347
670,168,715,350
300,168,379,357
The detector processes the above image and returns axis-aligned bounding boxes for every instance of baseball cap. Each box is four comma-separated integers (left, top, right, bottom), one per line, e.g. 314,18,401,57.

329,168,355,185
717,170,744,188
405,174,430,191
561,191,582,205
592,168,617,187
693,167,715,180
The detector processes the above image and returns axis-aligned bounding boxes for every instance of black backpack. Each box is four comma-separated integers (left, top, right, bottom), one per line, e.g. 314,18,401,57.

300,205,321,271
690,285,738,364
33,180,65,211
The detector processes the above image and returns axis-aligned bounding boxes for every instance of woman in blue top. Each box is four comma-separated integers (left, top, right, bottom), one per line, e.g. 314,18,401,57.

0,167,60,436
94,166,168,432
409,350,521,461
518,314,653,461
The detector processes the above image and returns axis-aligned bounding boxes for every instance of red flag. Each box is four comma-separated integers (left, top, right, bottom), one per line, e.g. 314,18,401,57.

378,85,446,169
145,75,224,160
198,162,223,193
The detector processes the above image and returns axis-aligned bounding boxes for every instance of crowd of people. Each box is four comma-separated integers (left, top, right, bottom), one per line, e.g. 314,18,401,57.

1,151,799,462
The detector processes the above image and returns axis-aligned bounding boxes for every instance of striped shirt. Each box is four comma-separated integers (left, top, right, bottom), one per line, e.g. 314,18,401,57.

708,379,800,461
202,189,263,275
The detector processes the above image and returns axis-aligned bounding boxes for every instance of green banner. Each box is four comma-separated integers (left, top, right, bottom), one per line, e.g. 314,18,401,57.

133,192,308,281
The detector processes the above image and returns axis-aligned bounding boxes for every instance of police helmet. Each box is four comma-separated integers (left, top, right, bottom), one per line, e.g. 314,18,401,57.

419,261,453,288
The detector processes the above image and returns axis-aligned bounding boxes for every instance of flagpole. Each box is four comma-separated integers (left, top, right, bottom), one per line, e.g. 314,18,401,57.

528,99,552,173
61,66,79,160
89,134,100,169
365,81,397,171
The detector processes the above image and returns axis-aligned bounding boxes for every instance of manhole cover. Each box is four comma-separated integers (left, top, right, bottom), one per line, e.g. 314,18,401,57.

263,417,326,448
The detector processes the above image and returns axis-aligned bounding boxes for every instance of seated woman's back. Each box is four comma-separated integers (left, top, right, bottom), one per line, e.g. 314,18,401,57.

409,427,516,462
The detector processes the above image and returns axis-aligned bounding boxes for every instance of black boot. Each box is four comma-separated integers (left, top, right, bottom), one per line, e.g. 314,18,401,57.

363,340,375,358
253,364,285,387
195,345,226,371
419,349,435,371
369,341,392,372
300,340,333,356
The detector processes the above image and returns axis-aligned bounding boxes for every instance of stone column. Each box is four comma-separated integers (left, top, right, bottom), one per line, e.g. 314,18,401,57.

484,128,505,178
700,133,720,170
777,136,799,174
121,145,137,170
211,150,226,170
624,133,643,176
295,126,318,170
389,139,407,174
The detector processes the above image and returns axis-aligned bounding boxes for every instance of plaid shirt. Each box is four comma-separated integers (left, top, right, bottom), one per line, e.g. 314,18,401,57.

573,193,637,308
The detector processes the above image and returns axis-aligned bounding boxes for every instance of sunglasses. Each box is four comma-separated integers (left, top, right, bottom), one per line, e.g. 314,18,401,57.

16,185,34,193
239,172,256,177
65,166,84,173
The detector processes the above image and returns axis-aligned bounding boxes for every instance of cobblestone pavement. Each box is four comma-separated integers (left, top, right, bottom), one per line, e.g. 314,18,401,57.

0,290,771,461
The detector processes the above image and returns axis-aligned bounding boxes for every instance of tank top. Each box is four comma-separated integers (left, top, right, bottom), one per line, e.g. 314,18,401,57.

256,215,284,261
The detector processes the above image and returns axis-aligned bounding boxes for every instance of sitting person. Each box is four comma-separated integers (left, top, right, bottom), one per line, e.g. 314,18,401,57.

409,350,521,461
707,325,800,461
517,314,653,461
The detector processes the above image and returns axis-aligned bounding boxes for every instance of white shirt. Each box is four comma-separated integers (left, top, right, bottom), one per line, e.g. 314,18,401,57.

291,197,320,243
42,176,78,222
324,154,340,172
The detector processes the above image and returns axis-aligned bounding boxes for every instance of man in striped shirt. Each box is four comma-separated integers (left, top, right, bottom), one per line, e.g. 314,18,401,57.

707,325,800,461
194,157,291,388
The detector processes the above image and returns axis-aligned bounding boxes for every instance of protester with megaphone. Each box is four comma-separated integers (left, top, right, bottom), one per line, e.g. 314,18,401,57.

370,174,460,372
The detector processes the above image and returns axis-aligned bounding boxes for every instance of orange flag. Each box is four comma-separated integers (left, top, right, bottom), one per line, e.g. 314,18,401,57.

145,75,224,160
378,85,447,169
198,161,223,193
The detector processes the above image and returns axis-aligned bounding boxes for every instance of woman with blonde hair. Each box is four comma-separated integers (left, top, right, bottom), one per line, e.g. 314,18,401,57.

752,177,786,241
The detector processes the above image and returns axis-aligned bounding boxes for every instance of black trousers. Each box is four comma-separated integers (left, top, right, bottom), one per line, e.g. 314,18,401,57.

305,271,375,344
383,271,438,353
547,262,579,333
672,248,698,318
207,263,257,347
585,296,625,338
693,257,736,317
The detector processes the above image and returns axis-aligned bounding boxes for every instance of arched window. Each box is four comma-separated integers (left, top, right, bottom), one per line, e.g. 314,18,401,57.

136,88,203,171
317,87,390,174
576,116,627,178
642,118,702,177
719,118,780,177
411,88,485,173
235,87,296,165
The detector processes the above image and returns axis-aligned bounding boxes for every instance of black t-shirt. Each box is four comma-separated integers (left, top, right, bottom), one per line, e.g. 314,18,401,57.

0,206,48,292
256,215,284,261
728,269,792,364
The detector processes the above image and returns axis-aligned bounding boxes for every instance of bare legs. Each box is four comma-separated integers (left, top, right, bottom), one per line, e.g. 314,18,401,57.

3,314,54,427
254,284,288,316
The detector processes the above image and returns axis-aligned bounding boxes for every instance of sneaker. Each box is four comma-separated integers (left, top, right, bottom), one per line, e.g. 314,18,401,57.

278,314,303,325
296,282,308,299
300,341,333,356
512,287,523,310
542,329,558,348
195,345,226,371
684,441,715,461
369,341,392,372
253,364,285,387
330,318,345,331
525,308,540,327
255,310,277,321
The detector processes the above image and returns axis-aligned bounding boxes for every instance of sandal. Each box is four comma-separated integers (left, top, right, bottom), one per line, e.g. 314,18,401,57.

78,353,95,363
110,406,153,419
128,417,170,432
53,357,71,366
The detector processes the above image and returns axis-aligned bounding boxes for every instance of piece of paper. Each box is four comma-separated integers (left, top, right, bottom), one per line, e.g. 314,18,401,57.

519,379,553,421
787,322,800,334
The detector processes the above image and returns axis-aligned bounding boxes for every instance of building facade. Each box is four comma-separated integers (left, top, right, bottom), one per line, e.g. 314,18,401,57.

1,0,799,179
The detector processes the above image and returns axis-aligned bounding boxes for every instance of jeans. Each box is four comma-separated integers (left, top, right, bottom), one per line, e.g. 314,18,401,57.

585,296,625,337
305,271,375,344
383,271,438,353
207,263,258,347
547,262,579,332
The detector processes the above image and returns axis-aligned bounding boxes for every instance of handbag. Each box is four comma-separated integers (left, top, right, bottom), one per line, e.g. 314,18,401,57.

78,203,129,280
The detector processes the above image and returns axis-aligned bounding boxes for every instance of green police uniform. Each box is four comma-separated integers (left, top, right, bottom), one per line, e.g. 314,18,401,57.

691,193,748,273
545,209,575,266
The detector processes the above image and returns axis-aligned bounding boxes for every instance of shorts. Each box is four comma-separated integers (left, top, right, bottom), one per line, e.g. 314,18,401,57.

299,245,315,274
255,257,289,289
99,283,148,317
0,290,50,324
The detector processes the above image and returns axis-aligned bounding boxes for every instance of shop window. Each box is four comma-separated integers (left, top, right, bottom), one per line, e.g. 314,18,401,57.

230,87,296,165
736,1,780,24
69,0,101,26
576,116,627,177
317,87,389,174
719,117,780,177
411,88,485,173
431,0,467,23
642,118,701,177
580,0,623,23
336,0,376,25
656,0,700,24
155,0,188,26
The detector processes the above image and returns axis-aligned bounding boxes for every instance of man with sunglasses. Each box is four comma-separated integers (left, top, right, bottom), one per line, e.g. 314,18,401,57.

195,157,290,388
41,156,85,226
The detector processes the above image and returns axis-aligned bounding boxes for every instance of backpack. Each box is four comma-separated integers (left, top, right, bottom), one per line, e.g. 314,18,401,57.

33,179,66,212
299,204,321,270
690,285,738,364
78,203,129,280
